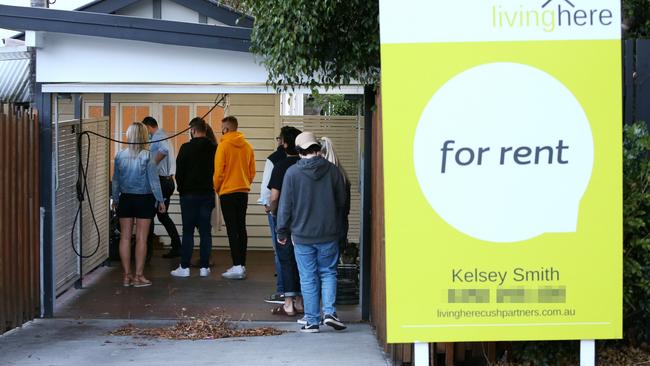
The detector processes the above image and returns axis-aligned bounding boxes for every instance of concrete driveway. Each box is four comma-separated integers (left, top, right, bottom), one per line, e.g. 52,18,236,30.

0,318,389,366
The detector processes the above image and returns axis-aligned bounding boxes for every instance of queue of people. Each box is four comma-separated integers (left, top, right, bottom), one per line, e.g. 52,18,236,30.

261,128,350,333
111,115,348,333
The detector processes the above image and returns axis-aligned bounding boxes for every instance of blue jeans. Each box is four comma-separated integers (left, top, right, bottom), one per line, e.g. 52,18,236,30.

268,213,284,293
179,194,215,269
293,240,339,326
277,236,300,297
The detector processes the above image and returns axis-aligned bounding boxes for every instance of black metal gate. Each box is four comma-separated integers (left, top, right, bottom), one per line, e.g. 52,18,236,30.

624,39,650,125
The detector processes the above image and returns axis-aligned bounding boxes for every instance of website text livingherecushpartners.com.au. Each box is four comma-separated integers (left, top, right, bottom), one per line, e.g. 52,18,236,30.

437,308,576,320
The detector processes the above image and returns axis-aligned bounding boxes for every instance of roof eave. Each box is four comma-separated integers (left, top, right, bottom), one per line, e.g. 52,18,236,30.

0,5,251,53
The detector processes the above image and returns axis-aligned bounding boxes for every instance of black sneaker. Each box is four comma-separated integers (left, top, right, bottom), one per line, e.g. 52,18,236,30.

323,313,347,331
300,324,320,333
264,293,285,304
162,250,181,259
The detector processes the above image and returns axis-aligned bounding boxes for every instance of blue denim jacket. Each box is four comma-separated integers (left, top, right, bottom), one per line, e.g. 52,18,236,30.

111,149,164,204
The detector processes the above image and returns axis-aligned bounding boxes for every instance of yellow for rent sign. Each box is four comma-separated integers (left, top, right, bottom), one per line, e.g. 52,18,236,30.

380,0,622,343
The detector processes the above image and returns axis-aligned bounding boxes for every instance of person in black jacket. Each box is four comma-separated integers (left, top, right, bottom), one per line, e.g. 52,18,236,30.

268,126,303,317
170,117,217,278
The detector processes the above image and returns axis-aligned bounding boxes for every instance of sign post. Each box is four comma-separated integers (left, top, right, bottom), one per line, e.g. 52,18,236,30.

581,340,595,366
379,0,623,348
414,342,429,366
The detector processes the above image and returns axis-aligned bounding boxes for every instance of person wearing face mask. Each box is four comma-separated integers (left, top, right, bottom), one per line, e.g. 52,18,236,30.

258,132,286,304
141,116,182,259
214,116,256,280
171,117,218,278
267,126,304,317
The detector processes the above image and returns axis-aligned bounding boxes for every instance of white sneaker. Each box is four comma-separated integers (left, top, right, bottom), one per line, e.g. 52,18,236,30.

222,266,236,274
199,267,211,277
170,265,190,277
222,265,246,279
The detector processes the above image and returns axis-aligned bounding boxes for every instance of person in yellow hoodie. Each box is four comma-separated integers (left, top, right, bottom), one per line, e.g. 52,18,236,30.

214,116,256,279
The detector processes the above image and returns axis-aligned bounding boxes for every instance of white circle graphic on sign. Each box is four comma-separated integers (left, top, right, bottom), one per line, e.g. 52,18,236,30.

414,62,594,243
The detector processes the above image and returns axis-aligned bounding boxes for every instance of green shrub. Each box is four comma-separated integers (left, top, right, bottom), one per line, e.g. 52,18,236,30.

623,122,650,344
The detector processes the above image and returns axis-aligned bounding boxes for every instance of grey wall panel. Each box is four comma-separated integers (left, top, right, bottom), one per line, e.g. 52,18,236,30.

81,118,110,274
53,118,110,295
53,120,80,294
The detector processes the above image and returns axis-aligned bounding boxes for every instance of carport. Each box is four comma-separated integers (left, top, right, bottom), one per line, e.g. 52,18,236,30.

0,2,368,324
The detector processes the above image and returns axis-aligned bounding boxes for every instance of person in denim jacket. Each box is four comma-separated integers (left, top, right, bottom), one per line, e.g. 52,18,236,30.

111,122,165,288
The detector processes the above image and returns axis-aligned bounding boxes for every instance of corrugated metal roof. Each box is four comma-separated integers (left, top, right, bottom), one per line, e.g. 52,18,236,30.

0,47,31,103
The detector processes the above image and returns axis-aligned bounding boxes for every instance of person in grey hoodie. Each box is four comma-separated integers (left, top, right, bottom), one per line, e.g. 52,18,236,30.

276,131,347,333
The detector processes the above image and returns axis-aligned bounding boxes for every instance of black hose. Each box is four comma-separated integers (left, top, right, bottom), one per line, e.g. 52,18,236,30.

70,94,226,259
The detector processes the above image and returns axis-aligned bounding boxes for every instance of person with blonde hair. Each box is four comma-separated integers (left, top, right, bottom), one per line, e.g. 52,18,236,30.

319,137,351,251
319,137,347,179
112,122,165,287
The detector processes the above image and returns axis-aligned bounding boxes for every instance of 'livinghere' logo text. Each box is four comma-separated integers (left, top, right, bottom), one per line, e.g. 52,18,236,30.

492,0,614,33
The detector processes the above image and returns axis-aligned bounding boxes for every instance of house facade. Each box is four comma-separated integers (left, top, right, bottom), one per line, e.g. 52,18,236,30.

0,0,366,319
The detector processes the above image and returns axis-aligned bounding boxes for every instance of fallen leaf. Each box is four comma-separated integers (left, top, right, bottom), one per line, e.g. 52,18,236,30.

109,310,287,341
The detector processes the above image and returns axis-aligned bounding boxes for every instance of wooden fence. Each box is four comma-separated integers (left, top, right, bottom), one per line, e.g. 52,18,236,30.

281,115,362,244
0,105,40,334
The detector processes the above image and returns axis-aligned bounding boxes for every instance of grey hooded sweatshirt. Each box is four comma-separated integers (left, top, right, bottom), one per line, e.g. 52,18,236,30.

276,155,346,244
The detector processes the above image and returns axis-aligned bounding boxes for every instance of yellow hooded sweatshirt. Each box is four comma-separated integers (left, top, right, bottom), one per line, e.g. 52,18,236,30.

213,131,256,196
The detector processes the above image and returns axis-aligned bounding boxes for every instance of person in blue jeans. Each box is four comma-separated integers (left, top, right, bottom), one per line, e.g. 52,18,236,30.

258,139,286,302
276,131,347,333
141,116,182,259
112,122,165,288
268,126,303,317
170,117,217,278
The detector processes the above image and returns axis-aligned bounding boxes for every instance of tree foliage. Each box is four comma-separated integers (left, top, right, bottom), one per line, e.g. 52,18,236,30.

305,94,360,116
623,0,650,38
622,122,650,343
235,0,379,90
224,0,649,92
223,0,650,92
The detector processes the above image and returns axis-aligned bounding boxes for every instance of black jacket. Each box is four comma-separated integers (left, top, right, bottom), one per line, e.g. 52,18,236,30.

176,137,217,195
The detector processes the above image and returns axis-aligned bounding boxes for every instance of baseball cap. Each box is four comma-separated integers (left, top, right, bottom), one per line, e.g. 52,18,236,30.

295,132,319,149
